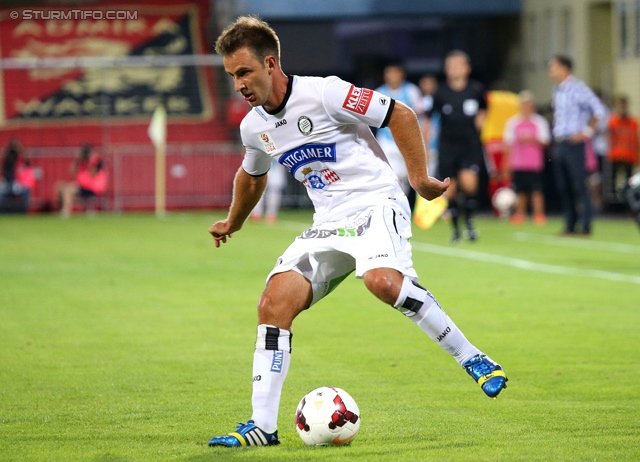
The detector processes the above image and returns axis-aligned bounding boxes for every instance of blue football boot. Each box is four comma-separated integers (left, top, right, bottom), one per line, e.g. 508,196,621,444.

463,354,508,398
208,420,280,447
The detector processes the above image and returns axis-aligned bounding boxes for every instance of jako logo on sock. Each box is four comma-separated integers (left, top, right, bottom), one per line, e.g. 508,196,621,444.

270,350,284,372
437,326,451,342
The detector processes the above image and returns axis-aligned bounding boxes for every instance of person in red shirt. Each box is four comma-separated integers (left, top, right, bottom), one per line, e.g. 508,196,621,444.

55,143,107,217
608,96,639,198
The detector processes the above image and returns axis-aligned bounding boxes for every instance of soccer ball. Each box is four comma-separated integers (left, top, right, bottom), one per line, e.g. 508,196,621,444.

295,386,360,446
492,187,516,215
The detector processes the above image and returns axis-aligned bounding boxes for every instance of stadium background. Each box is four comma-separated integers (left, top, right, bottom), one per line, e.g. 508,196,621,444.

0,0,638,214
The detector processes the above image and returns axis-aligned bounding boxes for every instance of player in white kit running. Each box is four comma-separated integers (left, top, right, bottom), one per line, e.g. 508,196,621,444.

208,16,507,448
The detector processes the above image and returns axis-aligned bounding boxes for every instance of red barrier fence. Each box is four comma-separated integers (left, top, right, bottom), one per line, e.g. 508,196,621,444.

22,144,242,213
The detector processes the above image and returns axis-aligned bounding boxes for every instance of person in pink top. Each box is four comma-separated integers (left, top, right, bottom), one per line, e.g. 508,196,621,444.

55,143,107,217
503,91,551,225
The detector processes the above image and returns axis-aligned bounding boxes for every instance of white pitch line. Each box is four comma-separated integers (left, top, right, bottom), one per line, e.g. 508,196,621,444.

513,232,640,254
273,220,640,285
411,241,640,286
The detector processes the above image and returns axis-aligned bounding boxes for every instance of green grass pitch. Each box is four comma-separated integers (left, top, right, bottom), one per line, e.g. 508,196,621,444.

1,210,639,460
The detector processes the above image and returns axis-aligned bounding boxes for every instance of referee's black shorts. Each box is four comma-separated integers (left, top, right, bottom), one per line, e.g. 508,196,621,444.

437,137,484,180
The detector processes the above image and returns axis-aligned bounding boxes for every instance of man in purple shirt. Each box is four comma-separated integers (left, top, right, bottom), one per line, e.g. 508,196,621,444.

548,54,608,235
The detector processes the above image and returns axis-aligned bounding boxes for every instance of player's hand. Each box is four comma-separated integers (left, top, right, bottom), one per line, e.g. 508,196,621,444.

414,176,450,201
208,220,235,248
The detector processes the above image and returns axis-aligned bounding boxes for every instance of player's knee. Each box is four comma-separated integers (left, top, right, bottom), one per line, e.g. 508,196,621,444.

363,269,402,306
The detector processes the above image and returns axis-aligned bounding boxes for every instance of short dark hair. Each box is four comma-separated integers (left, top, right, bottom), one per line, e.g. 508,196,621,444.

445,50,471,66
551,54,573,71
215,16,281,65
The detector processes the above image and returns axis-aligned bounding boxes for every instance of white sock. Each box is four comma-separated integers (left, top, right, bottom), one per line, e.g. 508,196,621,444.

250,325,292,433
394,278,480,365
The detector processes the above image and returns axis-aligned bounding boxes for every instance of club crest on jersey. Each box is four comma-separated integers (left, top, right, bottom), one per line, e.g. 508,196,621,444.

342,84,372,115
298,116,313,135
278,143,336,175
301,166,340,190
257,131,277,153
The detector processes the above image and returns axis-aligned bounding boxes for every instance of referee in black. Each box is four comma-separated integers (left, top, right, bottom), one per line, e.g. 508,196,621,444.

425,50,487,243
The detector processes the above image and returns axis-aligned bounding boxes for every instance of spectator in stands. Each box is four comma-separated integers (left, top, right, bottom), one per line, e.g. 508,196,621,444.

608,95,639,199
251,160,287,224
0,139,32,214
502,91,551,225
55,143,107,217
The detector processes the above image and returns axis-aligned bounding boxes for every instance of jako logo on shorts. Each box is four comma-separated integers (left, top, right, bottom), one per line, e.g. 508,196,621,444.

271,350,284,373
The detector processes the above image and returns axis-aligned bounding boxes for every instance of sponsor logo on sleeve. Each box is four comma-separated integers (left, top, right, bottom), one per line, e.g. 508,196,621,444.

257,131,277,153
342,84,373,115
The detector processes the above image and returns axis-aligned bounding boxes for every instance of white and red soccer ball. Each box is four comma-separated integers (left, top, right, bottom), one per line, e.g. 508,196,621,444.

295,386,360,446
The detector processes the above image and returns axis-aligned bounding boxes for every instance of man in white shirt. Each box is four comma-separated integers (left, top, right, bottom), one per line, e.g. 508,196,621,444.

208,16,507,448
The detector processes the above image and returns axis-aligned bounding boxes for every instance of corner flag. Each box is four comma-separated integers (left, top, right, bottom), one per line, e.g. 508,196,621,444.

148,105,167,217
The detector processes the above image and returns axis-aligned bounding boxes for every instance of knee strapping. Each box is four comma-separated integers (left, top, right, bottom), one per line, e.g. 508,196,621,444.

393,277,428,317
256,324,293,353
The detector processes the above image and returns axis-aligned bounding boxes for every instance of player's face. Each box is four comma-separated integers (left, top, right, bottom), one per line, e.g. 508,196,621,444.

445,55,470,80
224,47,274,108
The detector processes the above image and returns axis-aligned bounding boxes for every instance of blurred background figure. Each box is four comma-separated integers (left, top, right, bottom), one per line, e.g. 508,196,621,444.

55,143,107,218
0,139,32,214
375,62,424,211
251,160,287,225
608,96,639,201
587,90,611,212
420,74,440,180
481,81,520,216
548,54,608,236
502,91,551,225
425,50,487,243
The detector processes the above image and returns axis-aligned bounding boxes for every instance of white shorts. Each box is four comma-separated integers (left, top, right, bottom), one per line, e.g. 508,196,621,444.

266,203,418,306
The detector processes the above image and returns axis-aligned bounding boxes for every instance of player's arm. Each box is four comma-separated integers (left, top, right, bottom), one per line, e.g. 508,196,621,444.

475,109,487,133
387,101,449,200
208,167,267,248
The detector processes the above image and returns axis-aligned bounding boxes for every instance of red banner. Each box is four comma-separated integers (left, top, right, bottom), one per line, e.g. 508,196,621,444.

0,1,229,148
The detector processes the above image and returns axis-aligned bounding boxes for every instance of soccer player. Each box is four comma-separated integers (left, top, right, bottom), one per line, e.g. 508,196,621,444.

208,16,507,448
424,50,487,243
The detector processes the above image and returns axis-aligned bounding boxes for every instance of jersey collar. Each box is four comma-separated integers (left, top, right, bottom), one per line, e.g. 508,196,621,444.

264,74,294,116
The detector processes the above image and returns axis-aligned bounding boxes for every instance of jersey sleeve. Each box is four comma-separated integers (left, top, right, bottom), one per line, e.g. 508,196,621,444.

534,115,551,144
503,117,517,145
322,76,394,128
240,126,272,177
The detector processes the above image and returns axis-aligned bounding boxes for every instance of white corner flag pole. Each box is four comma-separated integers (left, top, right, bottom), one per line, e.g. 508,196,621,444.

148,105,167,217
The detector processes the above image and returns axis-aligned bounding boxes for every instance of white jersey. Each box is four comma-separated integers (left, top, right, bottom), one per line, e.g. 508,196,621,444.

240,75,407,224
